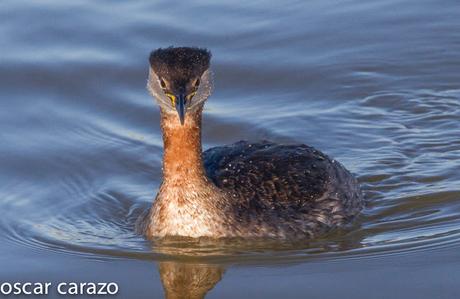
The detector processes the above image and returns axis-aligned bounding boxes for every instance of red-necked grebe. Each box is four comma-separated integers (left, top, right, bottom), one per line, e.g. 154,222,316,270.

139,47,364,239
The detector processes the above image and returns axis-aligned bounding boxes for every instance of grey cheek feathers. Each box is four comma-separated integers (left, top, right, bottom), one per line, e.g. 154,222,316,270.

147,68,173,111
189,69,213,111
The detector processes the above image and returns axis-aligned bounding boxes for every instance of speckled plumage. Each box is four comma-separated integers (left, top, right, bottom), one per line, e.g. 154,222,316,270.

140,46,364,240
203,141,364,238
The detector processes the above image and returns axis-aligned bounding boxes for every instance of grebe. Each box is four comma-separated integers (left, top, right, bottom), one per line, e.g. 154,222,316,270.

140,46,364,239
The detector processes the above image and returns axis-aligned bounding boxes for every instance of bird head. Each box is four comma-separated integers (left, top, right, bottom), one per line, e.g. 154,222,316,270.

147,47,213,125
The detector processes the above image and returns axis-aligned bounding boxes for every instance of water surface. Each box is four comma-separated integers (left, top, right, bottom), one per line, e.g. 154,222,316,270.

1,0,460,298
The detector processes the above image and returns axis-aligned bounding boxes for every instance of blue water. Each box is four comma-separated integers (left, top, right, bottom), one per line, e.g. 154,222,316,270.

1,0,460,298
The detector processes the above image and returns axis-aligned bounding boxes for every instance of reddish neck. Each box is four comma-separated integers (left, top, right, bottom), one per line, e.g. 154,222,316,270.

160,108,207,183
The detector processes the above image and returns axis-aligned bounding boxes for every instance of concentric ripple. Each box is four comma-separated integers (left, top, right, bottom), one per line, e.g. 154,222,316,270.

1,0,460,271
1,87,459,264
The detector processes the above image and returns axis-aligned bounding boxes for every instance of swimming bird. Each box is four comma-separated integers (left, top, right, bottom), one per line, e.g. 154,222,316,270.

140,46,363,239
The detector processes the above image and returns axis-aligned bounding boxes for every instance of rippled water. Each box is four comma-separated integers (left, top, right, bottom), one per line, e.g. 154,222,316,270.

1,0,460,298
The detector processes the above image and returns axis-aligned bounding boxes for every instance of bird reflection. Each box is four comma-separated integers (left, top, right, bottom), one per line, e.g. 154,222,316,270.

157,261,224,299
151,229,365,298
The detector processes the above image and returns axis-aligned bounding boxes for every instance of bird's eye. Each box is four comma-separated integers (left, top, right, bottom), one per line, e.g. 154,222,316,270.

194,78,200,87
159,78,166,89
